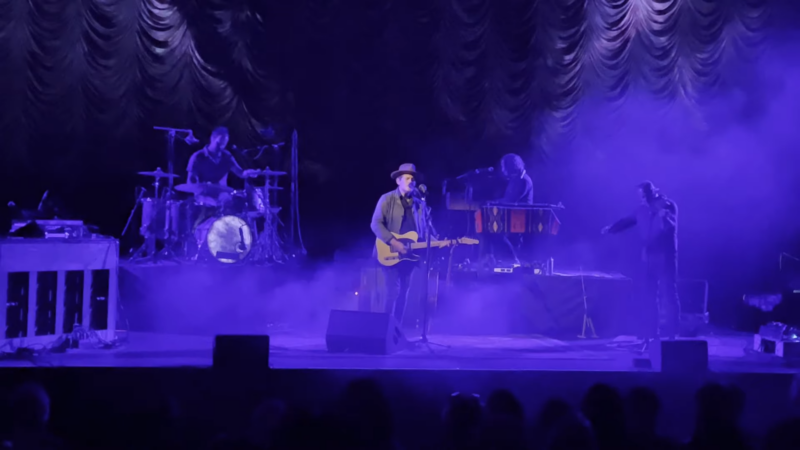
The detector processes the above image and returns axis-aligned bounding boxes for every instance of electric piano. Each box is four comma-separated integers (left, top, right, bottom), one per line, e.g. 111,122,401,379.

475,203,562,235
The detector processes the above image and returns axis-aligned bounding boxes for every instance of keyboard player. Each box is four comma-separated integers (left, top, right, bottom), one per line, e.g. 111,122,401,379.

485,154,534,265
500,153,533,204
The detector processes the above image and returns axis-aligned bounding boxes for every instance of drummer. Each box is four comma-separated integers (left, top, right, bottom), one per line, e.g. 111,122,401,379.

187,126,257,187
186,126,257,224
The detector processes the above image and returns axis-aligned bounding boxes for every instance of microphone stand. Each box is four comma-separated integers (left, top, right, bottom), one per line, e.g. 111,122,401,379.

153,126,195,195
411,193,449,353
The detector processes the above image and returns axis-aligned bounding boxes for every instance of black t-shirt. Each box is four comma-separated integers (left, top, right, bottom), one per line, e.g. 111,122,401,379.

399,195,417,234
187,149,236,184
502,171,534,204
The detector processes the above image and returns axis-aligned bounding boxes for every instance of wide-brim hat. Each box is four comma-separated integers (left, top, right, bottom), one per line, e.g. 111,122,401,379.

391,163,422,181
638,180,659,193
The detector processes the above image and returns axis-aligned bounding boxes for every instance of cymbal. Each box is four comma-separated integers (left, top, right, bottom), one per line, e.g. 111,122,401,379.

249,183,283,190
138,168,179,178
251,169,287,176
174,183,234,196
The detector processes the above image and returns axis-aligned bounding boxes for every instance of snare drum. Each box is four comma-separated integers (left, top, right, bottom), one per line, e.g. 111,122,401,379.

220,190,248,216
140,198,181,239
194,215,253,263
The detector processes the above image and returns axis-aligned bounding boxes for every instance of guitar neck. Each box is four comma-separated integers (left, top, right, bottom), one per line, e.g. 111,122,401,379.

407,239,453,250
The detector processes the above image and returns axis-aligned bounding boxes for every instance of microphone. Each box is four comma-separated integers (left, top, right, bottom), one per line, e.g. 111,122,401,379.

414,184,428,200
184,131,200,145
237,226,248,252
456,167,494,180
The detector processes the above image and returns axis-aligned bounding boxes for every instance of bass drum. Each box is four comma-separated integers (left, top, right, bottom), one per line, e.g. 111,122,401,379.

195,215,253,263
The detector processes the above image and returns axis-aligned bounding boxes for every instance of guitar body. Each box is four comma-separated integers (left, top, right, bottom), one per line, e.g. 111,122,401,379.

376,231,422,266
376,232,480,267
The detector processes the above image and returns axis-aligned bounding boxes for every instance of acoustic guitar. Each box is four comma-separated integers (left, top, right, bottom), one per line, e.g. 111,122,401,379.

376,231,479,267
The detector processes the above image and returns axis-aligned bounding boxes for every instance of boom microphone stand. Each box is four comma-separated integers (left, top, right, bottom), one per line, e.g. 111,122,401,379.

152,126,199,194
411,186,449,353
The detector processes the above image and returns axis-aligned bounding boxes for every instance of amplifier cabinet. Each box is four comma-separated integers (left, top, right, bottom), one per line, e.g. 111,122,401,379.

0,238,118,347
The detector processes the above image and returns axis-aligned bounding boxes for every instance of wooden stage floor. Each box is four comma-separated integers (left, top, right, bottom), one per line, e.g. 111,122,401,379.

0,329,794,373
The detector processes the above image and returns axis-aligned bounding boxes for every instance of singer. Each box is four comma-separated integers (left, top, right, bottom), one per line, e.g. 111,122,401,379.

186,126,256,185
370,163,438,323
602,181,681,340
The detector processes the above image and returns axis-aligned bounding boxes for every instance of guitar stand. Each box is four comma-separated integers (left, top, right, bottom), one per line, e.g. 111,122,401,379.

578,313,598,339
616,337,654,355
576,268,598,339
410,335,450,354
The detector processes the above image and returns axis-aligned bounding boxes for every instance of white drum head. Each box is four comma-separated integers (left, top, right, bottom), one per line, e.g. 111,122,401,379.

197,215,252,263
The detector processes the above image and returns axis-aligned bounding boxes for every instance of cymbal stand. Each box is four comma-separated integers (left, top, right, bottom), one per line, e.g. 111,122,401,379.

251,176,285,264
156,205,180,262
129,178,179,263
287,130,307,256
129,179,159,261
121,187,146,238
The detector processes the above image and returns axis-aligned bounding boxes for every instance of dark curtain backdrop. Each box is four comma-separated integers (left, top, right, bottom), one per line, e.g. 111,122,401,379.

0,0,772,255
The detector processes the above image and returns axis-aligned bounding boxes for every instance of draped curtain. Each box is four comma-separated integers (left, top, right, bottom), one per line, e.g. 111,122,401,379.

0,0,769,171
436,0,768,148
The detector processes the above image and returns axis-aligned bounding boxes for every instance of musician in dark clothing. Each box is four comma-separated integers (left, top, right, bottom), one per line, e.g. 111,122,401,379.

371,164,437,324
185,126,257,233
501,153,534,204
484,154,534,265
187,126,254,185
602,181,680,339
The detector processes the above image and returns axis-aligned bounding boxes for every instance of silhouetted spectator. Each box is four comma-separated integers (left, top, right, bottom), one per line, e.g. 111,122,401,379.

482,389,525,450
3,382,60,450
581,383,628,450
687,383,751,450
626,387,676,450
442,393,483,450
271,408,327,450
535,398,573,445
545,412,597,450
764,417,800,450
338,378,398,450
246,399,285,449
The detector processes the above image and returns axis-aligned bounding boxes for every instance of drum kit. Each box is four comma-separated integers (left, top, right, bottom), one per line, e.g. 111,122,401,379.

129,167,287,264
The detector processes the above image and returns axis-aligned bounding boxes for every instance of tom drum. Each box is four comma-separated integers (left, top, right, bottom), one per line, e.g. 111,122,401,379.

140,198,181,239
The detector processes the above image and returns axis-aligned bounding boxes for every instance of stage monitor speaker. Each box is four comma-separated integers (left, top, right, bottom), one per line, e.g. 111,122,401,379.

325,310,407,355
213,335,271,371
650,339,708,373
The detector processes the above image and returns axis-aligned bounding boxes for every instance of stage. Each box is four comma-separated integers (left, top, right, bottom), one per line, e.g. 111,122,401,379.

0,329,793,373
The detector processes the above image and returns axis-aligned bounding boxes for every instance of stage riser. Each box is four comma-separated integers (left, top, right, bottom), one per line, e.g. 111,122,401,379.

438,272,636,337
430,273,709,338
0,239,118,346
120,264,359,335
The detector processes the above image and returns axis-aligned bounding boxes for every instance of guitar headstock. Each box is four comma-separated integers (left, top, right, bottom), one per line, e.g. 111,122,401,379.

456,237,479,245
